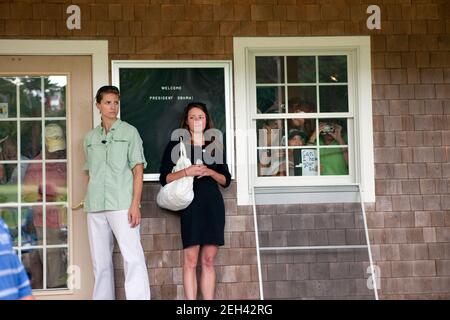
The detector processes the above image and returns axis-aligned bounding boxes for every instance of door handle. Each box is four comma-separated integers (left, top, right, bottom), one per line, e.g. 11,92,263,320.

71,201,84,210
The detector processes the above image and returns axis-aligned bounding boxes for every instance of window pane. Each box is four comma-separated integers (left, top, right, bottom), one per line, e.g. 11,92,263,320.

22,162,42,203
0,207,18,246
46,205,67,245
45,121,67,160
0,164,18,203
256,56,285,84
45,76,66,117
287,56,316,83
288,148,318,176
319,147,349,176
21,248,43,290
45,164,67,202
0,121,18,160
287,87,317,113
319,55,348,83
257,86,285,114
257,149,286,177
257,119,285,148
287,118,315,145
46,248,68,289
0,77,17,118
318,119,348,146
319,85,348,113
20,77,42,118
21,121,42,159
22,206,41,246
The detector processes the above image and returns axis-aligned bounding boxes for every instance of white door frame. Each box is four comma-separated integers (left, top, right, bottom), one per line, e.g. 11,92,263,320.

0,39,108,126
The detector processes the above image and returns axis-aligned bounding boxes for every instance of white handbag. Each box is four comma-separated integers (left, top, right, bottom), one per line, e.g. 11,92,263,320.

156,139,194,211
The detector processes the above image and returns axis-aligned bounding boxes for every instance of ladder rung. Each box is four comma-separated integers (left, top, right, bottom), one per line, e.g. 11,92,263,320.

259,245,368,251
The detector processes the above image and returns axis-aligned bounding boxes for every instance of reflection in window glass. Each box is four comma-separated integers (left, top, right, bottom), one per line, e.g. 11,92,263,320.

0,77,18,118
319,56,348,83
256,86,285,114
257,149,286,177
20,77,42,118
1,74,69,293
45,164,67,203
21,248,43,290
46,248,68,289
319,85,348,113
45,76,67,117
21,120,42,160
288,148,318,176
288,96,317,114
257,119,285,148
287,56,316,83
0,121,18,160
287,87,317,113
22,206,41,246
22,162,42,203
45,206,67,245
256,56,285,84
0,164,18,203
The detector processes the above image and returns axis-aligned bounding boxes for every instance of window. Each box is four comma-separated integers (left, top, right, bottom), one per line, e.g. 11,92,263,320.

234,37,374,205
0,76,69,291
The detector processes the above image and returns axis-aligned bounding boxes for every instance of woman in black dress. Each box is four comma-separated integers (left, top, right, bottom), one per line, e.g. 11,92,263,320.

159,102,231,300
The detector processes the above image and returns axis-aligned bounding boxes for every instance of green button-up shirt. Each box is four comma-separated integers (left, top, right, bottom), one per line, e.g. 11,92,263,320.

83,119,147,213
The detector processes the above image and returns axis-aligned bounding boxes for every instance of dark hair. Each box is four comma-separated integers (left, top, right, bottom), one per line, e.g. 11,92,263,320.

180,102,214,131
288,129,308,142
289,98,315,113
95,85,120,104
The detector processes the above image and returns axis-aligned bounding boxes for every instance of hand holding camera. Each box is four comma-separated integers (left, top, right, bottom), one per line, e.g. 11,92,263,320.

319,122,344,143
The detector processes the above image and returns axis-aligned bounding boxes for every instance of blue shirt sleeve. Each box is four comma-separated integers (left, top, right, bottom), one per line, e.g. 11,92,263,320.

15,261,32,299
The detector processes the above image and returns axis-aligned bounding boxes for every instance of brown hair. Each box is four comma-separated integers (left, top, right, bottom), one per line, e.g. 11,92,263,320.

180,102,214,131
95,85,120,104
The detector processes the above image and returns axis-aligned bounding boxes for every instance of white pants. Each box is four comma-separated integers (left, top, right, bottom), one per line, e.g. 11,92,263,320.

87,210,150,300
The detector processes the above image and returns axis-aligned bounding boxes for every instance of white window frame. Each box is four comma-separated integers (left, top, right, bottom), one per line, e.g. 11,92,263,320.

234,36,374,205
0,39,108,297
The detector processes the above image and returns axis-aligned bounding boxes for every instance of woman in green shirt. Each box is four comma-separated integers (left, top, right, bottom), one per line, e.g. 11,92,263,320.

83,86,150,300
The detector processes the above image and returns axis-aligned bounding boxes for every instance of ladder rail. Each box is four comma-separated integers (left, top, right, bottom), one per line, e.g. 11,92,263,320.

251,186,264,300
260,245,368,251
357,184,379,300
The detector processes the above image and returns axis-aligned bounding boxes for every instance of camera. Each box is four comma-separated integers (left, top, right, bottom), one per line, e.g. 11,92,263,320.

320,123,335,134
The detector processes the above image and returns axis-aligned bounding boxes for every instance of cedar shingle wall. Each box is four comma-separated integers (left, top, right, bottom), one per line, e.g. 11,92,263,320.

1,0,449,299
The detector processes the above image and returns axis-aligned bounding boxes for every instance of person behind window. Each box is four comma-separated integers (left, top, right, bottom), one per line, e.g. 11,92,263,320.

257,119,286,176
288,98,316,144
83,85,150,300
0,131,30,194
287,129,308,176
309,120,348,175
0,217,34,300
23,123,68,289
159,102,231,300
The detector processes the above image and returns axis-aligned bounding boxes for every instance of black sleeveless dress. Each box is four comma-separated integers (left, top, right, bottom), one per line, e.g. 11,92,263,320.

159,141,231,249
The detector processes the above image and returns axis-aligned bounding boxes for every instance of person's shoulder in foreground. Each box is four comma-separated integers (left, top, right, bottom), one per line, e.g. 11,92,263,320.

0,218,34,300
